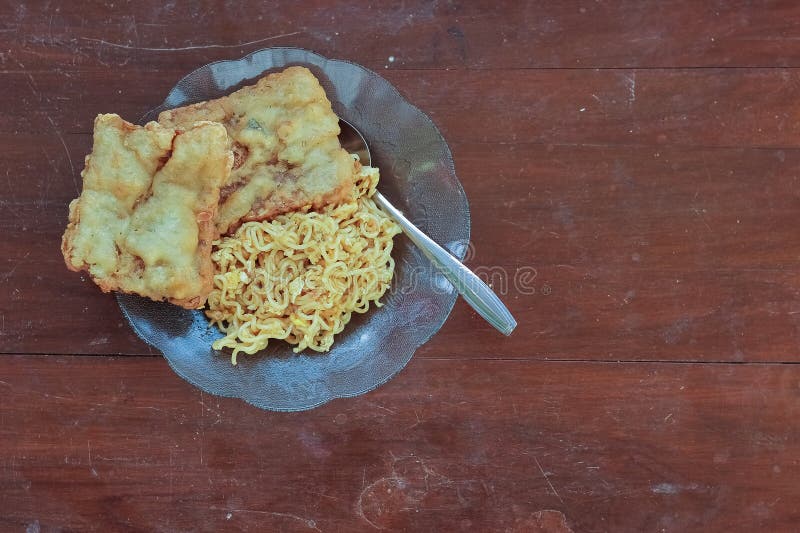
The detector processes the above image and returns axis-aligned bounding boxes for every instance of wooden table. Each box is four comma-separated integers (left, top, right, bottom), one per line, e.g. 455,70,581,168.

3,2,800,531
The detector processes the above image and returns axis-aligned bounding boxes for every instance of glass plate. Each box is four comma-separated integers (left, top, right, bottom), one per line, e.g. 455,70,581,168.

117,47,470,411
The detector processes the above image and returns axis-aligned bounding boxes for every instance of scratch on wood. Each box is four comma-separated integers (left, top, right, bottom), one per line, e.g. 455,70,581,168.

309,490,342,503
24,78,41,100
364,401,398,415
199,390,205,466
46,115,78,193
624,72,636,106
3,169,21,218
130,14,140,45
11,56,46,106
356,454,485,528
406,409,423,430
80,32,302,52
211,507,320,531
534,455,564,505
501,217,530,231
38,147,57,207
355,476,390,530
87,440,98,477
134,405,165,413
2,251,31,282
690,206,713,231
651,482,701,494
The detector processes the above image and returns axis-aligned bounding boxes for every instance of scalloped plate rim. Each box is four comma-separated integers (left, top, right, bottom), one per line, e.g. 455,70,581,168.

118,47,471,411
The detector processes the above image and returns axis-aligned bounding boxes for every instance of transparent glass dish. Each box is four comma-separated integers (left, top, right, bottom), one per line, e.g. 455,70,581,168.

117,48,470,411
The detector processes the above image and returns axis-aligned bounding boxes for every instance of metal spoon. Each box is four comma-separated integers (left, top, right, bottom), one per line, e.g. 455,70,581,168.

339,119,517,335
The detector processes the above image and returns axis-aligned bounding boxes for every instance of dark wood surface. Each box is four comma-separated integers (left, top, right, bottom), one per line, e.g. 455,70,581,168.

2,1,800,531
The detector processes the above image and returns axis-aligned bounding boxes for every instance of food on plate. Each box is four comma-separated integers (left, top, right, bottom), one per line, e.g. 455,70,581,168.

205,160,401,364
61,114,233,309
62,67,402,358
158,66,354,235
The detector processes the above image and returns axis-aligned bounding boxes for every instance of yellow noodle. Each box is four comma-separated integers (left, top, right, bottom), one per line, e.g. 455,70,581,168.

205,163,402,364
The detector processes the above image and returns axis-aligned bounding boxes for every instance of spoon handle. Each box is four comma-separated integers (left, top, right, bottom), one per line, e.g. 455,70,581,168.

374,192,517,336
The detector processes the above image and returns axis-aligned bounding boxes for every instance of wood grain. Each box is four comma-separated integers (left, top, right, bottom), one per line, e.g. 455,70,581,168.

1,355,799,532
5,68,800,148
5,1,800,71
4,2,800,530
4,65,800,362
4,137,800,362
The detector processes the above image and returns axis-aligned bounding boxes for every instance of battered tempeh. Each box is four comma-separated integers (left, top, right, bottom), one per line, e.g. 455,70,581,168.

158,66,355,235
61,114,233,308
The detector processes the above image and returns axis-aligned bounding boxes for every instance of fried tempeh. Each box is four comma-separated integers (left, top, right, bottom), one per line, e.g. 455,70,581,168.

61,114,233,308
158,66,355,235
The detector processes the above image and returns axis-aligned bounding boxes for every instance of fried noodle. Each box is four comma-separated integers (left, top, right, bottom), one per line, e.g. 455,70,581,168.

205,163,402,364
